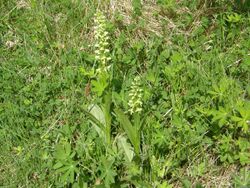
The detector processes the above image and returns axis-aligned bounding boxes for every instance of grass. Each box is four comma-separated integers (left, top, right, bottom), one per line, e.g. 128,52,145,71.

0,0,250,187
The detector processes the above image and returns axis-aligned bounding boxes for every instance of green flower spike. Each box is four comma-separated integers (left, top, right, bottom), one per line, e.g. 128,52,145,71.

94,11,111,73
128,76,143,115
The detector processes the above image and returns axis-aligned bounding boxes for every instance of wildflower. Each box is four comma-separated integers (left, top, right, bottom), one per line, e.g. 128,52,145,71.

94,11,111,73
128,76,143,114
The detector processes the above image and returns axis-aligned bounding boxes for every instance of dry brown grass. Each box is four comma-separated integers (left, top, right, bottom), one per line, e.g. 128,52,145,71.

173,153,241,188
83,0,220,50
103,1,190,41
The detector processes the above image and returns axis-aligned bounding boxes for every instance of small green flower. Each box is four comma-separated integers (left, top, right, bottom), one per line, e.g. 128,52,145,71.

94,11,111,73
128,76,143,114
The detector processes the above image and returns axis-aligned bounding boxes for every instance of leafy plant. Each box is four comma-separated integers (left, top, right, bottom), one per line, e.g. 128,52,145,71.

232,103,250,133
53,140,79,184
114,108,142,156
233,168,250,188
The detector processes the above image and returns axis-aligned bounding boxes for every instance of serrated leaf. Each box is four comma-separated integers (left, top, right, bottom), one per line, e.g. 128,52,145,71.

53,162,63,169
91,80,106,96
55,144,70,160
231,116,243,122
171,51,183,63
61,169,71,183
56,165,71,173
65,142,71,157
70,169,75,183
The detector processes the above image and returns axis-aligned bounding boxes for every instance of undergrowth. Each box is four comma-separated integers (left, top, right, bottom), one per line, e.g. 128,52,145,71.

0,0,249,187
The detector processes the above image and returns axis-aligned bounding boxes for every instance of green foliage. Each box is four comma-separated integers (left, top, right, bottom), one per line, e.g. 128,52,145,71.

53,140,79,184
233,168,250,188
232,102,250,133
132,0,142,16
114,108,141,156
1,0,250,187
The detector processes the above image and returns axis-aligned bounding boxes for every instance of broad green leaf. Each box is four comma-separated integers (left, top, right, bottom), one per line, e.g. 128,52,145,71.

103,92,112,144
114,108,140,155
89,104,106,137
89,104,106,125
133,113,141,132
117,135,134,162
82,105,105,134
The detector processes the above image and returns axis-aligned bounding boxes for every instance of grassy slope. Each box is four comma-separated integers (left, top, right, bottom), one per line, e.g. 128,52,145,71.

0,0,249,187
